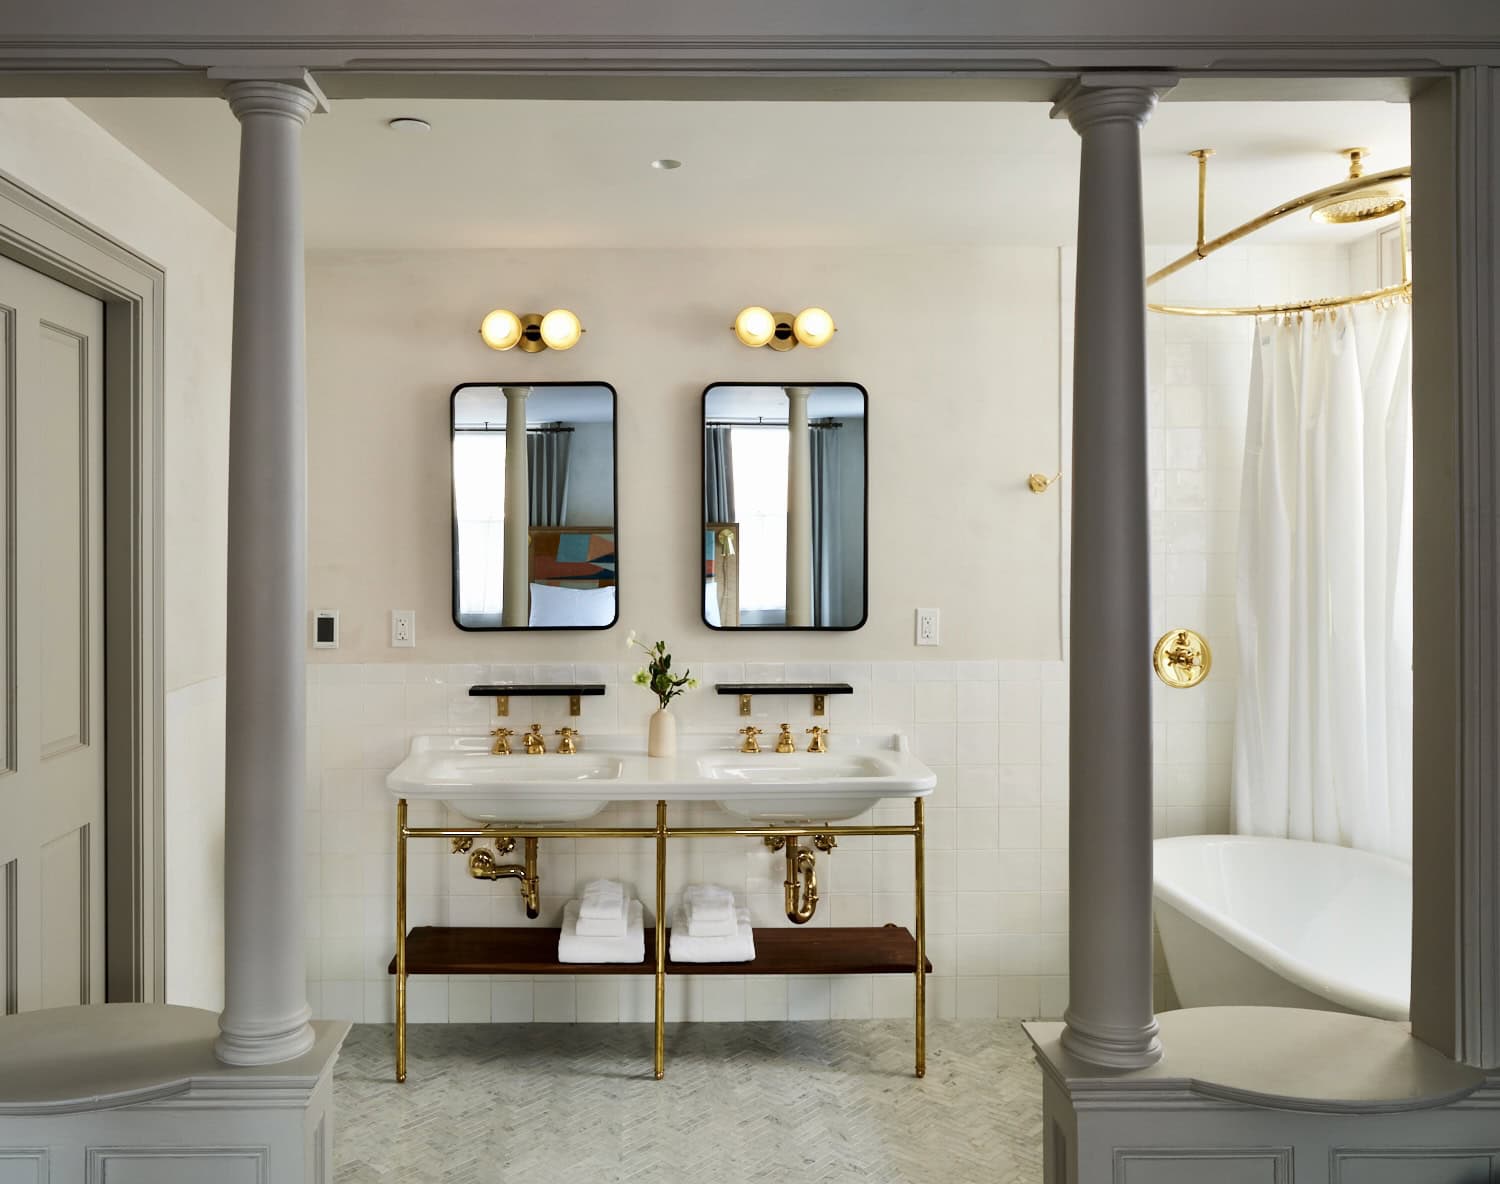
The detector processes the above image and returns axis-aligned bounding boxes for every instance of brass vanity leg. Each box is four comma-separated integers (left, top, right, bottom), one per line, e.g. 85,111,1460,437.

653,799,668,1080
396,797,408,1084
914,796,927,1079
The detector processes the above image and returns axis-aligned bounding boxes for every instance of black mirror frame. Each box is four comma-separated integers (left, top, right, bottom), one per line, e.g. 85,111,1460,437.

450,380,621,632
699,380,869,633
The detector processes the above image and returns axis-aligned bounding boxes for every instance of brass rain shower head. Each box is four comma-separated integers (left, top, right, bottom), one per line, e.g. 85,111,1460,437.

1309,148,1407,225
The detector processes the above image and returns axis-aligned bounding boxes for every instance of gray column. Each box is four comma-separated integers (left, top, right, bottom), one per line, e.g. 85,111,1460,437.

216,79,318,1067
1052,79,1166,1070
785,384,813,627
502,385,531,628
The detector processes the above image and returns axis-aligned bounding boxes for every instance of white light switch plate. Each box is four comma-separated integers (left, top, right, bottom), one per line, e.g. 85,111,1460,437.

916,607,940,646
391,609,416,647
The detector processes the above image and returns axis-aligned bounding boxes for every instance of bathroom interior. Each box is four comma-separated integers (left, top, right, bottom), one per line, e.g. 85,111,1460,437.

3,70,1477,1183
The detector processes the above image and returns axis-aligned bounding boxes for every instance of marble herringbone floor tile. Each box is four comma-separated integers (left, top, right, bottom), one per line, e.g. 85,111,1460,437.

335,1021,1042,1183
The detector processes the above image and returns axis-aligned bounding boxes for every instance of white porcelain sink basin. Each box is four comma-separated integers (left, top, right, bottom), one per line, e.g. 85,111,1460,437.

386,736,621,824
387,732,935,826
696,752,898,822
695,754,890,783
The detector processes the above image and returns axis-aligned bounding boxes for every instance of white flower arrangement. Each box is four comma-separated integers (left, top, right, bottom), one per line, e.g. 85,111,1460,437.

627,633,698,710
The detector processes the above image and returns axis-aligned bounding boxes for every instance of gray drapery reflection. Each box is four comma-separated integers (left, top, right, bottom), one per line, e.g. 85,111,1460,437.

811,420,842,628
527,425,572,527
703,425,736,523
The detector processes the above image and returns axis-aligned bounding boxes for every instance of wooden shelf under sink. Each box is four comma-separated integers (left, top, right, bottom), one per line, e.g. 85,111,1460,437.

388,924,931,977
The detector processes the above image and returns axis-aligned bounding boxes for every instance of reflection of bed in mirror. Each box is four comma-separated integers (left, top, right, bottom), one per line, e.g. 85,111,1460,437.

451,381,618,631
701,382,867,631
528,526,617,626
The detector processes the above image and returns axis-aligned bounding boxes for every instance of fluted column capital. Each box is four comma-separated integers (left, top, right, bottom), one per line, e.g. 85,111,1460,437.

1050,75,1175,133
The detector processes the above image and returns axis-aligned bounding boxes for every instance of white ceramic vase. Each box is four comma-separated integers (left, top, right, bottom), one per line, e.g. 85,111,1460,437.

648,707,677,758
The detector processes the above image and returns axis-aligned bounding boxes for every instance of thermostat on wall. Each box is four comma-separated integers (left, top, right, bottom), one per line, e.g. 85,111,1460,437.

313,609,340,649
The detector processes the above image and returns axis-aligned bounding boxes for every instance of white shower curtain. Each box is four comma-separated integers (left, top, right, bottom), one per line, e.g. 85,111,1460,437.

1232,303,1413,861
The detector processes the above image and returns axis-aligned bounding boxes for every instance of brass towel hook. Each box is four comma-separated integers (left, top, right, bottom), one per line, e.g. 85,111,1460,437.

1027,471,1063,494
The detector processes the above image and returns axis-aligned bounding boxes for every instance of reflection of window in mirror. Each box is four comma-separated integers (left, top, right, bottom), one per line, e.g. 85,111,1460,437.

451,382,618,631
731,428,790,625
702,382,867,631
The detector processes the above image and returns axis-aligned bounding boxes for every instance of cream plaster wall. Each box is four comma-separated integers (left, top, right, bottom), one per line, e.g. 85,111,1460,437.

305,246,1064,664
0,97,235,1008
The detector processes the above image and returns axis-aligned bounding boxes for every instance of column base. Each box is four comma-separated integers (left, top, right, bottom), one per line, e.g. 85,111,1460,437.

215,1003,317,1066
0,1004,348,1184
1027,1009,1494,1184
1059,1008,1163,1070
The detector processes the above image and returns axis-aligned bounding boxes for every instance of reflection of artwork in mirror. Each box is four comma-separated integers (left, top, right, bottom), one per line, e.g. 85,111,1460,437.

702,382,867,630
452,382,618,630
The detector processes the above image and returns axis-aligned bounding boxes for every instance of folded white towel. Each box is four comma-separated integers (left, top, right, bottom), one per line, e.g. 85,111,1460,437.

682,884,735,923
574,905,628,937
559,899,645,964
684,897,737,938
578,880,627,920
669,906,755,964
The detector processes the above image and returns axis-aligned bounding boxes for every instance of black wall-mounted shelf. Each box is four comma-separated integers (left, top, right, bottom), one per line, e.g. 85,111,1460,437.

715,683,854,698
469,684,607,698
716,683,853,718
470,684,606,718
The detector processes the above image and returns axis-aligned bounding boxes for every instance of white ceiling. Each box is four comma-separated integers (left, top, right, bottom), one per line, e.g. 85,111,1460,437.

71,97,1410,249
454,383,615,426
707,385,866,421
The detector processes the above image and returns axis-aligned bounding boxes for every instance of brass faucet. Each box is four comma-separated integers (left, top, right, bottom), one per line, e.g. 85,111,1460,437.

775,723,796,754
554,726,580,755
738,725,764,754
490,727,514,756
805,725,829,753
523,723,547,755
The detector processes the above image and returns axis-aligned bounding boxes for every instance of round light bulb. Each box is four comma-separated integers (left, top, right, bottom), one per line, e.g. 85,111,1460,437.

539,308,583,351
733,306,776,348
479,308,523,351
793,307,835,348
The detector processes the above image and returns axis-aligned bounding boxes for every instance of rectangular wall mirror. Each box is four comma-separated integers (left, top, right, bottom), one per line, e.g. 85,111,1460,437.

702,382,867,630
452,382,618,630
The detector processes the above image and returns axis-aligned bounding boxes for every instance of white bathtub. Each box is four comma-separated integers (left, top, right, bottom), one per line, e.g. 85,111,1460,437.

1152,835,1410,1021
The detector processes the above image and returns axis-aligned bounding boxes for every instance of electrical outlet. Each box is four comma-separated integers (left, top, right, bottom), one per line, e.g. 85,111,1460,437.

916,607,940,646
391,609,416,648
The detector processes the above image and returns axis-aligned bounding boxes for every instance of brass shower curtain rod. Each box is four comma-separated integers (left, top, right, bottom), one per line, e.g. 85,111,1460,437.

1146,148,1412,318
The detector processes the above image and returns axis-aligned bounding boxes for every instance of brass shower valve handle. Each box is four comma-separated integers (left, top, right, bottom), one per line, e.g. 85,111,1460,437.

738,726,764,754
490,726,514,755
775,723,796,753
554,726,580,755
805,726,829,753
523,723,547,754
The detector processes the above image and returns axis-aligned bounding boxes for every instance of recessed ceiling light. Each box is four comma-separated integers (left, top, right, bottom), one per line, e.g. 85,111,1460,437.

387,117,431,133
651,158,683,171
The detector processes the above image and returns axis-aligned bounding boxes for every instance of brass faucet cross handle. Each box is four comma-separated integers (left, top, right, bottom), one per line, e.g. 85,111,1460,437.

775,723,797,753
523,724,547,755
554,726,580,755
739,726,764,754
805,726,829,753
490,727,514,755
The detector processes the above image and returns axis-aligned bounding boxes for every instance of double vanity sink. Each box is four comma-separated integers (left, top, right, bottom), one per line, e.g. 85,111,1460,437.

386,731,936,824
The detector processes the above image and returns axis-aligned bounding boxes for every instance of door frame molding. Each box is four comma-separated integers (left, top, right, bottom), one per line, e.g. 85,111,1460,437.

0,168,165,1003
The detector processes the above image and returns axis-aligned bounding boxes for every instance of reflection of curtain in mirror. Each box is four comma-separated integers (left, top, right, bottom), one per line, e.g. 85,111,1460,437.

528,426,571,527
453,432,507,617
810,422,842,627
704,427,739,623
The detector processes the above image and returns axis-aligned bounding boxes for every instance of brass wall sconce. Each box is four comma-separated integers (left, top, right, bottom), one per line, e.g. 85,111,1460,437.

732,305,836,351
1153,628,1212,689
479,308,584,352
1027,471,1063,494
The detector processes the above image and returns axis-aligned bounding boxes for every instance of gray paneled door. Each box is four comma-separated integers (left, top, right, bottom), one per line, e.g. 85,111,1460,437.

0,253,106,1013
